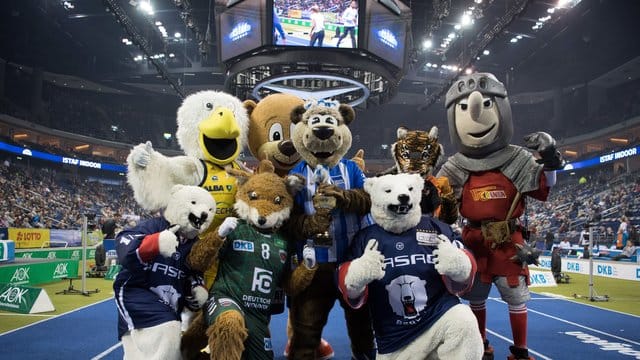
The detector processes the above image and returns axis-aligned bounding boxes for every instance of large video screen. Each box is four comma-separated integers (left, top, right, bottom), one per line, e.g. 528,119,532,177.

219,0,264,62
272,0,361,48
366,0,407,68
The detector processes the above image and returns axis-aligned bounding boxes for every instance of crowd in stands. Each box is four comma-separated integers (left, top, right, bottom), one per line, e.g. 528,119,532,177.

0,157,151,231
526,167,640,251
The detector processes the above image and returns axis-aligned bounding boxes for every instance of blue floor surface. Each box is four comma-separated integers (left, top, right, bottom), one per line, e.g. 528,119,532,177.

1,287,639,359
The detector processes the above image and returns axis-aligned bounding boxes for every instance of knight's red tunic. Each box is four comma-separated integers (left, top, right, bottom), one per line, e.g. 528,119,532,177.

460,170,549,286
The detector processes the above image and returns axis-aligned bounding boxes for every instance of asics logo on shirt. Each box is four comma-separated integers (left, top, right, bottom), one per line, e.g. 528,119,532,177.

151,262,186,279
384,253,434,268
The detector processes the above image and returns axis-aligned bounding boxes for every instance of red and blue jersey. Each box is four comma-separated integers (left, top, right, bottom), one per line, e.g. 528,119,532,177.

113,217,203,339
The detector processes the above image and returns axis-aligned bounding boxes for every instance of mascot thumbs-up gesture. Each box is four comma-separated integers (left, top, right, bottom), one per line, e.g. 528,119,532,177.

338,173,482,359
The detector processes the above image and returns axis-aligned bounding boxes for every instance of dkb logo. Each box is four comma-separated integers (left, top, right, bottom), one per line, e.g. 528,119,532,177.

0,286,29,306
539,259,551,268
53,263,69,278
10,268,30,284
597,264,613,276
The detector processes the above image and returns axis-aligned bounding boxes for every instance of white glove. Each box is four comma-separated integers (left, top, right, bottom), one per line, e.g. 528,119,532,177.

302,243,317,269
344,239,385,299
129,141,153,168
432,234,472,282
185,285,208,310
217,217,238,237
158,224,180,258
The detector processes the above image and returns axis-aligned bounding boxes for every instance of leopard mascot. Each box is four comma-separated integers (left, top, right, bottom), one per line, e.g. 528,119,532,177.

380,126,458,224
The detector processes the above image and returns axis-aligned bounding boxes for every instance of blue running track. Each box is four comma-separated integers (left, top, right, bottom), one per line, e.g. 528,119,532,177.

1,287,639,359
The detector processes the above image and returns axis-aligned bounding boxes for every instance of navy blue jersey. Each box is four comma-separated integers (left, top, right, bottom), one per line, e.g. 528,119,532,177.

113,217,203,339
341,216,467,354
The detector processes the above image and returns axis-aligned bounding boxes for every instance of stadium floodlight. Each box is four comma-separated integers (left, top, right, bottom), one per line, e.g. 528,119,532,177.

465,68,473,75
423,39,433,49
155,21,162,26
174,32,182,38
138,0,154,15
461,13,473,27
483,49,490,55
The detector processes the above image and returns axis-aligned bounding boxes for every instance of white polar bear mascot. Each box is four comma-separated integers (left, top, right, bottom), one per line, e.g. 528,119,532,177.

113,185,216,360
338,173,483,360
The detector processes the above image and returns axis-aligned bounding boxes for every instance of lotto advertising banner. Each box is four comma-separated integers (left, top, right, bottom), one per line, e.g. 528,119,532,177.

0,259,79,285
533,256,640,282
49,229,82,247
8,228,50,248
0,283,54,314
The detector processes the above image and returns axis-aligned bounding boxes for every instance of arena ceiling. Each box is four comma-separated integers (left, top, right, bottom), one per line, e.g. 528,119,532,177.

1,0,639,109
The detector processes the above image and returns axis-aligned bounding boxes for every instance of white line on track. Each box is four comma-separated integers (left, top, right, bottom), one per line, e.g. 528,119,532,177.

490,297,640,346
0,298,113,337
91,342,122,360
0,313,55,317
486,329,552,360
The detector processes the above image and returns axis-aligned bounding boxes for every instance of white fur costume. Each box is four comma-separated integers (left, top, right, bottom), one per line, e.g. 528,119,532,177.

127,90,249,212
114,185,214,360
338,173,483,360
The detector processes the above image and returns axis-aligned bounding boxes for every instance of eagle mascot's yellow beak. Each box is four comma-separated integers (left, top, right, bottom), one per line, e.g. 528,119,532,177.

198,106,242,165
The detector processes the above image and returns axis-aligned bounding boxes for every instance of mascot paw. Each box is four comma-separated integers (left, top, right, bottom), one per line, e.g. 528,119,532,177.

510,242,541,268
185,285,209,310
158,224,180,257
524,132,565,170
523,131,555,153
316,183,347,208
302,243,317,269
432,235,471,282
345,239,385,298
217,217,238,237
129,141,154,168
433,176,453,197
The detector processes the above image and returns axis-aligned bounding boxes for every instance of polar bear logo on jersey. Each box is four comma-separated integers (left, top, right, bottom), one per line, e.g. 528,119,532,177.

150,284,181,311
385,274,427,319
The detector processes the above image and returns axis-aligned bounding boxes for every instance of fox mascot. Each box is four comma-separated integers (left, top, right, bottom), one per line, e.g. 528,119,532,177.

180,160,320,360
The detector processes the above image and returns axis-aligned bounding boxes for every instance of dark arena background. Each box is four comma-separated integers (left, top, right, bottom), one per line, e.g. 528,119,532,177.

1,0,640,359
